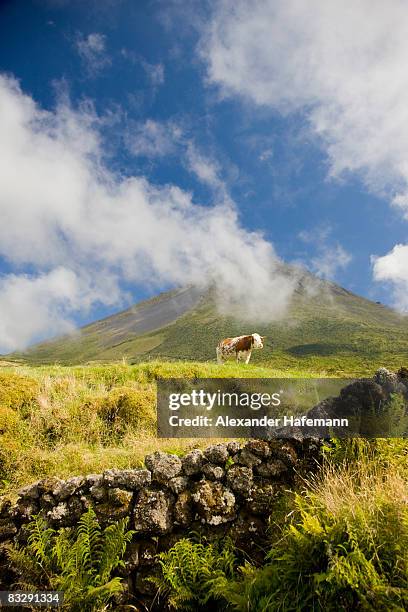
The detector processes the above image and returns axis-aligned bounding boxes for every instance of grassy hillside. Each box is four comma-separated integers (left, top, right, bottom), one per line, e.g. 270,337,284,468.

11,275,408,374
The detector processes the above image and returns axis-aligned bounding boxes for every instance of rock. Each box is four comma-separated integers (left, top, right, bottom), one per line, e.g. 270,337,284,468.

181,449,205,475
226,466,253,496
0,518,17,542
103,468,151,490
227,441,241,454
268,441,298,467
0,498,11,519
202,463,225,481
47,502,69,523
145,451,182,484
246,484,276,515
204,444,229,465
174,491,193,526
133,488,174,535
255,459,288,478
244,440,270,458
374,367,397,387
229,511,267,558
17,482,41,500
94,489,133,524
168,476,189,494
192,481,236,525
53,477,85,501
39,494,54,508
12,500,39,521
89,483,106,501
85,474,103,487
237,447,262,467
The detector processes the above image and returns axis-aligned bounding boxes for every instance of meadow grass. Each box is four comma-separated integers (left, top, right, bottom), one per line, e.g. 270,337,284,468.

1,359,324,496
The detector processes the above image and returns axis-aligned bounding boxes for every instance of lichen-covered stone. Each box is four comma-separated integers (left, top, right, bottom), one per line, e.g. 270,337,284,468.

226,465,253,496
192,481,236,525
145,451,182,484
89,483,106,501
246,484,276,515
227,441,241,454
255,459,288,478
0,498,11,520
133,488,174,534
268,441,298,467
181,449,205,475
245,440,270,458
17,482,41,500
47,502,69,523
202,463,225,481
0,518,17,542
12,500,39,521
53,476,85,501
204,444,229,465
168,476,189,494
237,447,262,467
94,489,133,524
103,468,151,490
174,491,193,526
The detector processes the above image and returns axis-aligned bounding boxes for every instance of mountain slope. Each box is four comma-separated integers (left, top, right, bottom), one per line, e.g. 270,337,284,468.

11,275,408,372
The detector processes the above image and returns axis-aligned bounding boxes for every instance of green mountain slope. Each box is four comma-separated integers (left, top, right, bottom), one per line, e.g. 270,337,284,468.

11,276,408,373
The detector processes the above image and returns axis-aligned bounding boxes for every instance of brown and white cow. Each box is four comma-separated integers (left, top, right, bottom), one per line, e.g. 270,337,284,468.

216,333,265,364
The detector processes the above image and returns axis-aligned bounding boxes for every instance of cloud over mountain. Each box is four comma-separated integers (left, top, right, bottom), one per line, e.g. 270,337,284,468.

200,0,408,309
0,75,296,351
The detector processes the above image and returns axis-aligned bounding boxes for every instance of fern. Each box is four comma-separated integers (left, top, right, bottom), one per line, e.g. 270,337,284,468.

6,508,134,611
150,537,237,610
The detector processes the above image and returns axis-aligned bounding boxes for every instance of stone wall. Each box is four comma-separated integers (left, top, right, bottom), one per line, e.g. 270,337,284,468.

0,438,322,606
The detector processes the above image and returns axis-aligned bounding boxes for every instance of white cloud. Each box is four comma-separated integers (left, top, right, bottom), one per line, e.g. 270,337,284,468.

372,245,408,311
200,0,408,308
127,119,181,157
126,119,229,198
298,225,352,280
0,75,297,352
76,32,111,76
185,141,225,193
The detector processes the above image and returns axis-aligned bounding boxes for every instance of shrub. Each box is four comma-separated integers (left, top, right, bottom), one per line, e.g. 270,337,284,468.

95,385,156,439
0,372,39,413
6,508,134,611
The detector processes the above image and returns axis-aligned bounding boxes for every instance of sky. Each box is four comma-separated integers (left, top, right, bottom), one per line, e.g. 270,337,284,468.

1,0,408,352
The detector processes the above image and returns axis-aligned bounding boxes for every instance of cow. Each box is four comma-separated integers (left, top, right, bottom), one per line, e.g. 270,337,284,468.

216,333,265,365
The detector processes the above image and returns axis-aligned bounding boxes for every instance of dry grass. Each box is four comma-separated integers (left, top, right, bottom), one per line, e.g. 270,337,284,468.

0,362,242,496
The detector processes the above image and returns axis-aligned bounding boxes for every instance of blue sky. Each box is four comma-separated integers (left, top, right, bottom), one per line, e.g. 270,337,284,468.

1,0,408,351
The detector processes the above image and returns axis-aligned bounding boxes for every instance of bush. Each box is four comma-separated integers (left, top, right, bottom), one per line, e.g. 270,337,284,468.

0,372,39,413
6,508,134,611
95,385,156,439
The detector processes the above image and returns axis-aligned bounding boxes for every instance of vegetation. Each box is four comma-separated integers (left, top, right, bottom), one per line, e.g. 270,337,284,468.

2,360,322,494
5,507,133,611
155,439,408,611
